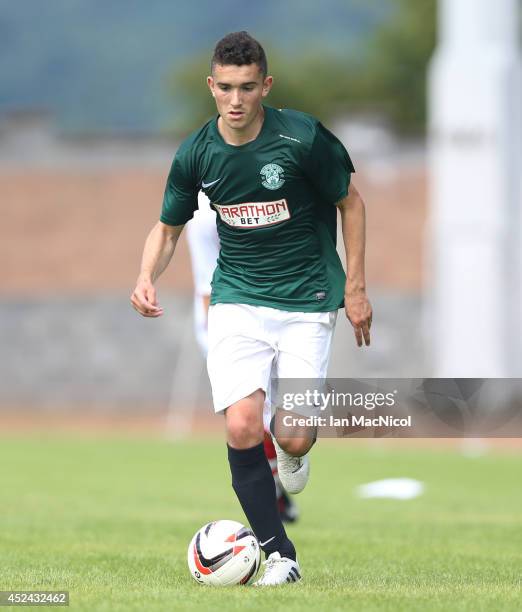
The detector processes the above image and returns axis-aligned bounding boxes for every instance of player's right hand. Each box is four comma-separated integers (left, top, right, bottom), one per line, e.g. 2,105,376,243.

130,277,164,318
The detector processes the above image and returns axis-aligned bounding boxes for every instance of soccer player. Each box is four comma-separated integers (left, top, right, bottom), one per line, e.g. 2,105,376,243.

131,31,372,585
185,193,219,356
186,192,299,523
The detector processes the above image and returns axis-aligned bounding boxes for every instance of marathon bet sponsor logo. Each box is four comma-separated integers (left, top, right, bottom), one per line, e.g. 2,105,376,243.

260,163,285,190
214,199,291,228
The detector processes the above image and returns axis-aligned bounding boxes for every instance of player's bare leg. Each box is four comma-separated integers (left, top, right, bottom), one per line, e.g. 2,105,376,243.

272,408,316,456
263,433,299,523
225,390,265,449
270,408,315,495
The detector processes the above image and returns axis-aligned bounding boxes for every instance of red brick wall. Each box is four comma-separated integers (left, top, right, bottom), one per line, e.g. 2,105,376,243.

1,166,426,296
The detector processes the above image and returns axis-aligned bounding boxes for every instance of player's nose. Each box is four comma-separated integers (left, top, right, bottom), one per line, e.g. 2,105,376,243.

230,89,242,106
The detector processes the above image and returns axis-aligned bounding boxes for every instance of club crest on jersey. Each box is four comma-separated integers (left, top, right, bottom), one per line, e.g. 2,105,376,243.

260,163,285,190
213,199,290,228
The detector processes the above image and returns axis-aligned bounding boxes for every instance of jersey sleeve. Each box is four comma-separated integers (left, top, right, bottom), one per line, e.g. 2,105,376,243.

305,122,355,204
160,152,199,225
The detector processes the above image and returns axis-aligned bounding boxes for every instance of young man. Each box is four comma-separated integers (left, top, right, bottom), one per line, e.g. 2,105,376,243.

131,31,372,585
186,195,299,523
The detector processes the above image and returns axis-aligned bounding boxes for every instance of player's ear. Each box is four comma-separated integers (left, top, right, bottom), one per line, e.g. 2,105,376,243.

207,76,216,97
262,75,273,98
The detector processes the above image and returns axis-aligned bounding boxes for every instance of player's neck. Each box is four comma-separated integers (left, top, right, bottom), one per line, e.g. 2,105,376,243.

217,106,265,146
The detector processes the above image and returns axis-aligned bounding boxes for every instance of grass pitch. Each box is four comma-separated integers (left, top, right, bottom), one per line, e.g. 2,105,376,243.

1,435,521,611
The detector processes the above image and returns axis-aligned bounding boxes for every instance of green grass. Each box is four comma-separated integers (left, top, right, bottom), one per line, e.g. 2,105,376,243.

0,436,521,611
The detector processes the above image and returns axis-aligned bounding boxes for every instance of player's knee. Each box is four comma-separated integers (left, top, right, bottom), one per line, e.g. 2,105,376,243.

226,411,264,449
276,436,312,457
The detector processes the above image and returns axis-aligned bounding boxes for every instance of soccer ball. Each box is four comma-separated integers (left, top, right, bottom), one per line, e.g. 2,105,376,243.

187,520,261,586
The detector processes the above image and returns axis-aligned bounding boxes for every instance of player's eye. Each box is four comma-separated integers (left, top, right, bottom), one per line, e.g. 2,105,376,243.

242,86,254,91
219,85,231,91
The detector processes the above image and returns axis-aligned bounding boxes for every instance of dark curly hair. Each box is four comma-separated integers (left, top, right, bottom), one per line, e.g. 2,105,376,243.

211,31,267,77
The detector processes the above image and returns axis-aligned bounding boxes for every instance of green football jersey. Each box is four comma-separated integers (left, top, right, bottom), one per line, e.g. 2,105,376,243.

161,105,355,312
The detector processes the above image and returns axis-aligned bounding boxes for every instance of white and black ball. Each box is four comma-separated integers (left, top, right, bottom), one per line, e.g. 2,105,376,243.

187,520,261,586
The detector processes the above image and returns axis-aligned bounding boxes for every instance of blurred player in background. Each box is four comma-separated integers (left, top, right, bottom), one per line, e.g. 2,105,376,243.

185,194,219,356
131,31,372,585
186,193,299,523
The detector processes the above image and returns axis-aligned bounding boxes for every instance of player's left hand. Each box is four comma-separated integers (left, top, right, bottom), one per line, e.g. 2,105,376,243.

345,289,372,347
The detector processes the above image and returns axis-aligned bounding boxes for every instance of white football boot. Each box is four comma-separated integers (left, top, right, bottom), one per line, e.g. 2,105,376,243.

273,438,310,494
253,552,302,586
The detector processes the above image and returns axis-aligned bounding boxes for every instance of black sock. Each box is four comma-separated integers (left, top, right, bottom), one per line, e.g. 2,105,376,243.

227,442,296,561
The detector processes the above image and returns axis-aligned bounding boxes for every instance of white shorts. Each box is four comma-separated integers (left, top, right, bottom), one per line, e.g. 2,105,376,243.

207,303,338,418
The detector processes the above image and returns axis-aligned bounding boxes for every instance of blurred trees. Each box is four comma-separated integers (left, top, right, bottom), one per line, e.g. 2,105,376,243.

168,0,436,136
359,0,437,133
